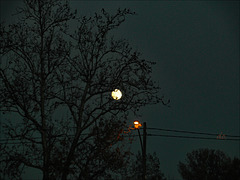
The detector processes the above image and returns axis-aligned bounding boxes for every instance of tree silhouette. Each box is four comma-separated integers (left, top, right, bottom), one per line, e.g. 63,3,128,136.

228,157,240,180
0,0,168,179
122,151,166,180
178,148,240,180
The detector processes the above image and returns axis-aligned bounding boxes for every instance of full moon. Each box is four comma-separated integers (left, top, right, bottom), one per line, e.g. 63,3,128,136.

111,89,122,100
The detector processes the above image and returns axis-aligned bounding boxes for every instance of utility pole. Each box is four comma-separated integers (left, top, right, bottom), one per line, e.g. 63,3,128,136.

133,120,147,180
143,122,147,180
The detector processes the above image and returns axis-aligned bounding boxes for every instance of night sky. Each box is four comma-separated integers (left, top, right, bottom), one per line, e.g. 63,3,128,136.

1,1,239,179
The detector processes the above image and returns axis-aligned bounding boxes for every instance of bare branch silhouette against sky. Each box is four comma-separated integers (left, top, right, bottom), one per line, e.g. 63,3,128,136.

1,1,239,179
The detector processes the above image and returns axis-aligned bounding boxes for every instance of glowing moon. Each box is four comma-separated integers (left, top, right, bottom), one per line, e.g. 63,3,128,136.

111,89,122,100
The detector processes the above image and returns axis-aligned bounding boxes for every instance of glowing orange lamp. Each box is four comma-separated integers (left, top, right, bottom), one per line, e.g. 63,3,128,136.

134,120,142,129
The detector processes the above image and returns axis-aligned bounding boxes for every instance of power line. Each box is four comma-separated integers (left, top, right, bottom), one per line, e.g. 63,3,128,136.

147,134,240,141
1,127,239,144
2,135,239,145
147,127,240,138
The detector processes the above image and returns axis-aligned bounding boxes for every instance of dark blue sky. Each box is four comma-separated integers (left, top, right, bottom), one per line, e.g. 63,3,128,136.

1,1,239,179
71,1,239,179
72,1,239,179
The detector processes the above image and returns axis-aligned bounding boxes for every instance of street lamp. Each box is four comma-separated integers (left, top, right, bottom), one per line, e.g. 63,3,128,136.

111,89,122,100
134,120,142,129
134,120,147,180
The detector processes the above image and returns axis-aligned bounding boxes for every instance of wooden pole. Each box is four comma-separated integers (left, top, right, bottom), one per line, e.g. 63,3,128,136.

143,122,146,180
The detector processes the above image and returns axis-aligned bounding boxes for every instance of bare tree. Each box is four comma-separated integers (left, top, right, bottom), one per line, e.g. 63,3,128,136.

0,0,168,179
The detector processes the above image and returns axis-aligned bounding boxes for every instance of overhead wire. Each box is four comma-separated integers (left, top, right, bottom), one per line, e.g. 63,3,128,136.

147,134,240,141
145,127,240,141
0,127,239,144
147,127,240,138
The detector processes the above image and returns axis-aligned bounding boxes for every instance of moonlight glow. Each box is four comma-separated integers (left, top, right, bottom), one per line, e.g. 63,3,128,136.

111,89,122,100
